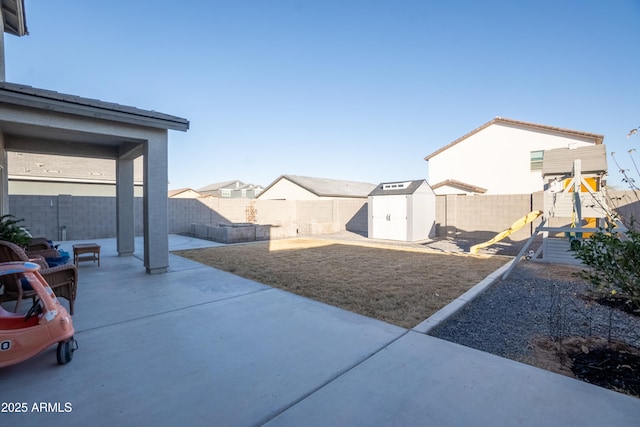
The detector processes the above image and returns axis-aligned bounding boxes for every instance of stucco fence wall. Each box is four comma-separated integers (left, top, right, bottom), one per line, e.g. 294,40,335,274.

8,191,640,243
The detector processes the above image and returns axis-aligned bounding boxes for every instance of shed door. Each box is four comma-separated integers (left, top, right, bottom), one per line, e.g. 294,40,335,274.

372,195,407,240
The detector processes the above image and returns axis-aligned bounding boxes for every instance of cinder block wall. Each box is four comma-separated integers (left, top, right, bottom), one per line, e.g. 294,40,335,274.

606,190,640,225
254,200,297,225
435,192,543,242
8,191,639,242
9,195,60,239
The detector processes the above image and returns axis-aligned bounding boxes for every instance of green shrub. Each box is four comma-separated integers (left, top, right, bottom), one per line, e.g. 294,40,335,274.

573,226,640,311
0,214,32,247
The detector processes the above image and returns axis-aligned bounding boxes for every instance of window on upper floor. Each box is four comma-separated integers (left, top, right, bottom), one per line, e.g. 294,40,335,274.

530,150,544,171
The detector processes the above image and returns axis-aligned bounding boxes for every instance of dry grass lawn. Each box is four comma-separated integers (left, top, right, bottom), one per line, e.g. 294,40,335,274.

174,238,510,328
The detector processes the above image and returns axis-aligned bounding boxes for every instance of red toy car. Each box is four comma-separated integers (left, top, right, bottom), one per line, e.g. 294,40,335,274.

0,261,77,367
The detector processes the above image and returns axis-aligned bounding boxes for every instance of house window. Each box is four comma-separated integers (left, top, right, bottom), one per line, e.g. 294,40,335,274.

221,189,231,197
530,150,544,171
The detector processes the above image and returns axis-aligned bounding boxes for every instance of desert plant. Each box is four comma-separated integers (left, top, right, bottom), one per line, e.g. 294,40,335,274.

573,225,640,311
0,214,32,247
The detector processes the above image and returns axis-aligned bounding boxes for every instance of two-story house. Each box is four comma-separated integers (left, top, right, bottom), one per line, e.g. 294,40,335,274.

425,117,604,195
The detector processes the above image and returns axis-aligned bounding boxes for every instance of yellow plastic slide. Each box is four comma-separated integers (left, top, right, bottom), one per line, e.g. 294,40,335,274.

470,210,543,254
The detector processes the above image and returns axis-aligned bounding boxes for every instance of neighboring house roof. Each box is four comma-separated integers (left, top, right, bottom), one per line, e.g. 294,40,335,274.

168,188,203,198
198,180,244,192
0,82,189,131
368,180,432,196
424,117,604,161
198,181,263,192
430,179,488,194
7,152,144,184
542,144,608,177
261,175,376,198
1,0,28,36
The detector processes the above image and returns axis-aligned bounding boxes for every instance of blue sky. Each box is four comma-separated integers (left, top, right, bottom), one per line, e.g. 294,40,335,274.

5,0,640,190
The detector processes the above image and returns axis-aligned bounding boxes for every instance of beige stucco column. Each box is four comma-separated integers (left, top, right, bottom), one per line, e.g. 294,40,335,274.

143,130,169,274
116,156,135,256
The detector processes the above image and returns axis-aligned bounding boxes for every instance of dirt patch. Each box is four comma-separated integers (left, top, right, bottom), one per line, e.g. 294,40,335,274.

530,336,640,398
174,238,510,329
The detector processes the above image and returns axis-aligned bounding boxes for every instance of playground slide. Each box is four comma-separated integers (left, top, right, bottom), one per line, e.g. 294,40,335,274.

470,210,543,254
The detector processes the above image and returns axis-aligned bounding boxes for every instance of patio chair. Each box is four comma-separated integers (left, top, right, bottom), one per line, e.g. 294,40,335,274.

26,242,71,267
0,240,77,314
26,237,57,252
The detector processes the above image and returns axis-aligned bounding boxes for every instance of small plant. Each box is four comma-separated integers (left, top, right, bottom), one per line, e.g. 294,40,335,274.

0,214,32,247
573,225,640,312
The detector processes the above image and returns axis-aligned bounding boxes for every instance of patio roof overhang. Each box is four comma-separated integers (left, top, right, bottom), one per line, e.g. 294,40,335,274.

0,81,189,274
0,82,188,159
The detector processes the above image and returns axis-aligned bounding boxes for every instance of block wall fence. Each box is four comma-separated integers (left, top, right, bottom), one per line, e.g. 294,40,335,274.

8,191,639,242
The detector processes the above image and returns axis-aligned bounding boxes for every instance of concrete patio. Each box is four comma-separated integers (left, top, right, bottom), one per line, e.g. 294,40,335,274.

1,235,639,426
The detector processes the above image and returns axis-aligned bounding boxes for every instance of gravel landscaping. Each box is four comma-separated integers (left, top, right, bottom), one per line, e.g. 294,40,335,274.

429,260,640,397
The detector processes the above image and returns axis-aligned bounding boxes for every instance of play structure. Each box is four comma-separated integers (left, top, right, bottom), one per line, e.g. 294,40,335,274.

468,145,625,278
505,145,626,278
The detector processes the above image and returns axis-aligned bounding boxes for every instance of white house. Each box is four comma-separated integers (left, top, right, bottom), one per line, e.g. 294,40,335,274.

425,117,604,195
258,175,376,200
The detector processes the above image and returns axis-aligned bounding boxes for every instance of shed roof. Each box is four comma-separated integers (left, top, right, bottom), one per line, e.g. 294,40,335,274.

263,175,376,198
424,117,604,161
368,180,431,196
542,144,608,176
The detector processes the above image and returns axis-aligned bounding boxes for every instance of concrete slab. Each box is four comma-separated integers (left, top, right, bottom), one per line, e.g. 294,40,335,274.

0,237,405,426
2,235,640,426
266,332,640,427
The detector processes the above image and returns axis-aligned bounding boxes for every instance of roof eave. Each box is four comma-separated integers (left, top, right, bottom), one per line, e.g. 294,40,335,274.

0,83,189,131
2,0,28,36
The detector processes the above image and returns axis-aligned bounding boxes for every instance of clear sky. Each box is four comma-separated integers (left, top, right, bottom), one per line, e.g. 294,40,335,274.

5,0,640,190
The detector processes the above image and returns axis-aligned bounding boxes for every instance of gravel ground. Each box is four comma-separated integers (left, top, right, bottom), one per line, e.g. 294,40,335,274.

429,261,640,363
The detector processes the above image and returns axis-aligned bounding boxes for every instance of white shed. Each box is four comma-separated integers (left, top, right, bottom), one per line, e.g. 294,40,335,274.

368,180,436,242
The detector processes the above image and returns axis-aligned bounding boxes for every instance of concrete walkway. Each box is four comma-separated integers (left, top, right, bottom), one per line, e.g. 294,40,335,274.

1,235,639,426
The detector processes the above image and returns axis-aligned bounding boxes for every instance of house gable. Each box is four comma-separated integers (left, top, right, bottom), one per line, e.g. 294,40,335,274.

168,188,203,198
425,117,603,195
424,117,603,161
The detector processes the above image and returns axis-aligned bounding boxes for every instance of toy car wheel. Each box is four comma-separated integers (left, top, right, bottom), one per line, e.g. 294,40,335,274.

57,338,76,364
